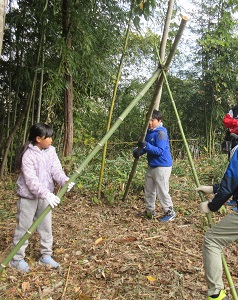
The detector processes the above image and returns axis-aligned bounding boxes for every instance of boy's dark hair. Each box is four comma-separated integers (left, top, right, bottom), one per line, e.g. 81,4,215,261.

17,123,53,169
151,109,162,120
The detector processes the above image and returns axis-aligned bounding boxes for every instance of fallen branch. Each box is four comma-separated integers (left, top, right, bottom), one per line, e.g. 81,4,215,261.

61,262,72,299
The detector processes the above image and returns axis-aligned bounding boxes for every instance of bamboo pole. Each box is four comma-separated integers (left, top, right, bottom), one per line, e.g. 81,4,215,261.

23,32,44,144
154,0,175,110
122,16,188,201
159,53,238,300
0,67,162,272
97,0,135,199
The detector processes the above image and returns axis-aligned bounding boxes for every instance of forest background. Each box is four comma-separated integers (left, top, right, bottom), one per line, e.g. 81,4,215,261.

1,0,238,181
1,1,238,299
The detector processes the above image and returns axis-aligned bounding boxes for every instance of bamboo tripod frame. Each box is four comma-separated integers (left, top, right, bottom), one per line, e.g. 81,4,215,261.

122,15,188,201
158,54,238,300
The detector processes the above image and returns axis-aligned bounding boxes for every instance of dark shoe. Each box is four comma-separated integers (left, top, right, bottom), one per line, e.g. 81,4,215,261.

160,207,175,222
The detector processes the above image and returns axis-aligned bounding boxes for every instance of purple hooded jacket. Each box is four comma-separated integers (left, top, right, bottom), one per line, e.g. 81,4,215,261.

17,144,69,199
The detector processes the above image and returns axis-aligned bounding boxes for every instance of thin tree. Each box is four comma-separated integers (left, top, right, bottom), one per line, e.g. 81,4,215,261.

62,0,73,157
0,0,7,56
97,0,135,199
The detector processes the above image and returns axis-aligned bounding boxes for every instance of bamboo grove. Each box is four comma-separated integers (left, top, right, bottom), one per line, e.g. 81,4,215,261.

1,0,238,179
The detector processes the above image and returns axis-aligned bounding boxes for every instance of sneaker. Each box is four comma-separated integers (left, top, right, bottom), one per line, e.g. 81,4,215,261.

10,259,30,273
160,207,175,222
39,255,60,268
233,206,238,211
226,199,236,206
137,210,155,219
207,289,229,300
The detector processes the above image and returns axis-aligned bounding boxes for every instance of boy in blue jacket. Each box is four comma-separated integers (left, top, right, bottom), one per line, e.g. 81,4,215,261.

133,110,175,222
196,145,238,300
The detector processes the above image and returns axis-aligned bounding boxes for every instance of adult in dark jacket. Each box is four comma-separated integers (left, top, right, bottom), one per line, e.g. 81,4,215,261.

197,145,238,300
223,87,238,135
222,87,238,207
133,110,175,222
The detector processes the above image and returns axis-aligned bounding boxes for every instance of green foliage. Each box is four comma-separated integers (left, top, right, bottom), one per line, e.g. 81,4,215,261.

60,144,229,206
1,0,238,174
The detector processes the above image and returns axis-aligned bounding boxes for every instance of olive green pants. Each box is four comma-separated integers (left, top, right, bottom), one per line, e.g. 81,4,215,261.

203,210,238,296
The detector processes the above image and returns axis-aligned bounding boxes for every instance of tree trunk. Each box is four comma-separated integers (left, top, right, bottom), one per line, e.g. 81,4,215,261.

63,74,73,156
62,0,73,156
0,99,29,178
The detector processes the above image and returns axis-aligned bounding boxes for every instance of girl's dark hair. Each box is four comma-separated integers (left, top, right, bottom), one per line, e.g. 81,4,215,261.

17,123,53,169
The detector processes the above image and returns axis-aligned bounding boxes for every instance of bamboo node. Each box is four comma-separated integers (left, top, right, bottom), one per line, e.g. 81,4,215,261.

27,230,32,234
118,116,124,121
0,263,6,268
98,143,103,147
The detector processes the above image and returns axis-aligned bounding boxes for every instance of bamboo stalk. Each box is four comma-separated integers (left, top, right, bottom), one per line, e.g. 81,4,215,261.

122,16,188,201
159,53,238,300
0,67,161,272
154,0,175,109
97,0,135,199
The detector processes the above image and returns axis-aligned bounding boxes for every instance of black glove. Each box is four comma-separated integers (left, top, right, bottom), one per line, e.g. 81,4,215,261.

137,141,146,148
133,150,140,159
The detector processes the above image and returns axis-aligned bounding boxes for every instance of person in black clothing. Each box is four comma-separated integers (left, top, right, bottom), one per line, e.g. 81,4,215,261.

222,87,238,207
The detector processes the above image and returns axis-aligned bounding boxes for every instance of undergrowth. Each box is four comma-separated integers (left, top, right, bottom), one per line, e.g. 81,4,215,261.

60,150,229,205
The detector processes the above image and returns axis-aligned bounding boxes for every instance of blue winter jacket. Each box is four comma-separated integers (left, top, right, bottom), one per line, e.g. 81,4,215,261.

208,147,238,211
136,124,172,168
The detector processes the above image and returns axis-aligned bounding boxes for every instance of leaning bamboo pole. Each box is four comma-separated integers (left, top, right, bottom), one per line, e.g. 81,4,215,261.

159,53,238,300
97,0,135,199
153,0,175,110
0,67,162,272
122,16,188,201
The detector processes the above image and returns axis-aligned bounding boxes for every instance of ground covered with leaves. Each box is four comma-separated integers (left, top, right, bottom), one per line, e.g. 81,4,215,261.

0,157,238,300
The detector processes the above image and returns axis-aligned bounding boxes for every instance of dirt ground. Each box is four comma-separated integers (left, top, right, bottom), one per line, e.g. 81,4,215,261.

0,174,238,300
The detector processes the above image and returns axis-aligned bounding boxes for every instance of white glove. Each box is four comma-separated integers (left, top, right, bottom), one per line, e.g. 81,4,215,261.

67,181,75,192
196,185,213,194
200,201,211,214
45,192,60,208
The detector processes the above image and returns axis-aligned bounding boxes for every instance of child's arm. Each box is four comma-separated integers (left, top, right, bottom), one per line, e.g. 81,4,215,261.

50,147,69,186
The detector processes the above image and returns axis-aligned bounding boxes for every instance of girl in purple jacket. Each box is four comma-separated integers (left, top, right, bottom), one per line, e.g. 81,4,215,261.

10,123,74,272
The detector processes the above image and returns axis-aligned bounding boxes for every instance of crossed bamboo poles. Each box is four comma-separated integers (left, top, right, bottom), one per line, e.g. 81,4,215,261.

0,15,186,271
158,52,238,300
1,15,237,300
0,66,162,272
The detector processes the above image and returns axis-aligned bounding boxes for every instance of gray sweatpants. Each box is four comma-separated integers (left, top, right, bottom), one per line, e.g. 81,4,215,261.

144,166,173,212
12,198,53,261
203,211,238,296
